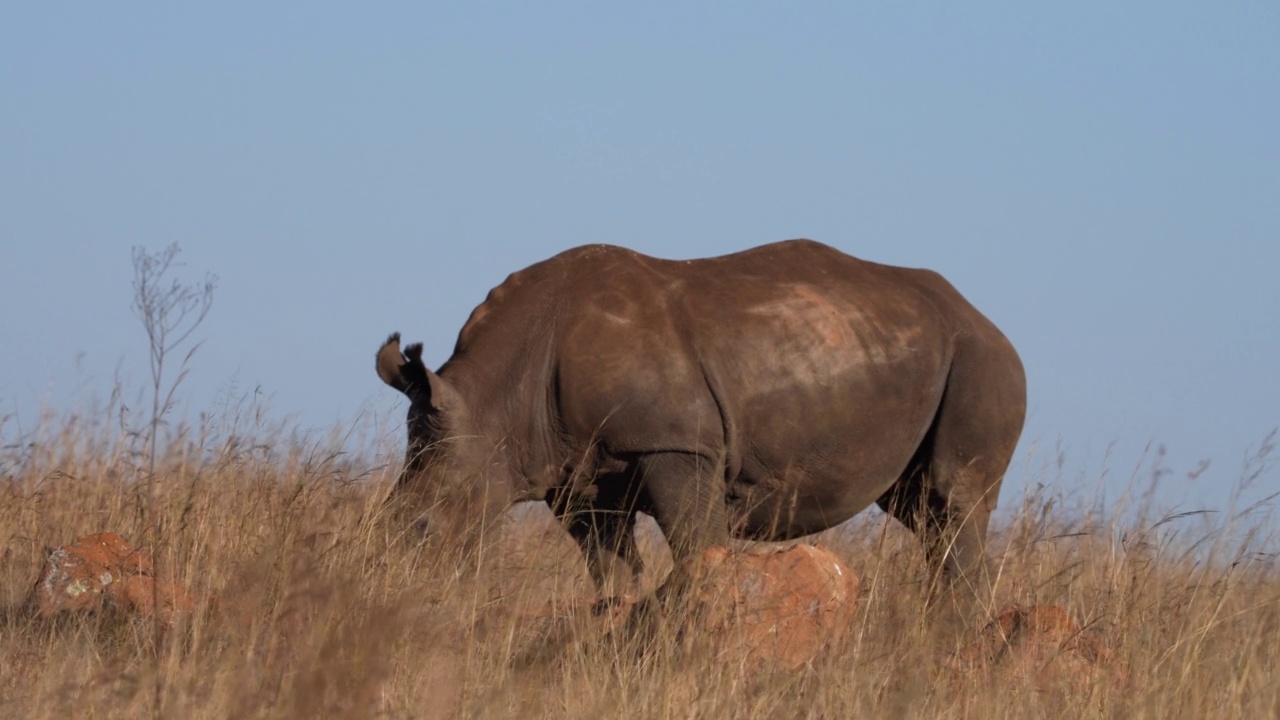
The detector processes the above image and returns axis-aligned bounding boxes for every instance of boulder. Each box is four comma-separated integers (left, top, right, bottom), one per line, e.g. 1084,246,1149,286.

948,604,1129,692
30,532,195,624
680,544,862,671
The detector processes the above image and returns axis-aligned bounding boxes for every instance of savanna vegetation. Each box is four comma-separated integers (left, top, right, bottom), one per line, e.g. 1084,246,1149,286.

1,248,1275,718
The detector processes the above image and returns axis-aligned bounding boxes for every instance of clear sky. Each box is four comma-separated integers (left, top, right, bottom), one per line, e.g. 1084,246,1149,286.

2,3,1277,523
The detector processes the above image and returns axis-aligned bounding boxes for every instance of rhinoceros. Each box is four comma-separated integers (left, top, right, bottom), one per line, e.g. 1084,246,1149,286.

377,239,1025,601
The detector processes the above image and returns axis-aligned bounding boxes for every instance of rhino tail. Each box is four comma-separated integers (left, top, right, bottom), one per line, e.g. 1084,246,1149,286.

376,332,430,396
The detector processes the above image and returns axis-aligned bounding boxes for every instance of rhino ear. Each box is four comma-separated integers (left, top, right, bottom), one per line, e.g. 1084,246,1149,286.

376,333,461,411
377,332,413,392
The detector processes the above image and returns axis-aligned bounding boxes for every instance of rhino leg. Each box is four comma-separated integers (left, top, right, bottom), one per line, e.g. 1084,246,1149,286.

877,469,998,614
636,451,730,599
877,355,1022,619
557,479,643,599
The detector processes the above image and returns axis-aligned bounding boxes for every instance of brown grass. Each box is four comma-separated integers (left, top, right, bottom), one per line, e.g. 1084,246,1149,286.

2,400,1277,719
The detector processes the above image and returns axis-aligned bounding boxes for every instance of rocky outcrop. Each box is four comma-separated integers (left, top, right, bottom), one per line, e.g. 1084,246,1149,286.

29,532,195,624
680,544,863,671
947,604,1130,692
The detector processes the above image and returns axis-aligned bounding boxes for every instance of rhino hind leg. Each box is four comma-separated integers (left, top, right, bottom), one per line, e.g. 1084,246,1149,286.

877,352,1024,621
876,469,998,620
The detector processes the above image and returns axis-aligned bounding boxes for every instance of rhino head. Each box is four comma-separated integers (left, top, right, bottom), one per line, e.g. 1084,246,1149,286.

375,333,515,541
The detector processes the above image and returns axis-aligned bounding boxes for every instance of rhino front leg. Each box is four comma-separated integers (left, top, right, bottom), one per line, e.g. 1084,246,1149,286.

577,515,641,600
636,451,729,597
555,479,643,600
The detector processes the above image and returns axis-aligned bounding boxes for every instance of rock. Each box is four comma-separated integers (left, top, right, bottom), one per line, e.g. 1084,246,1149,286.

461,542,860,673
106,575,197,624
948,604,1129,692
30,532,195,624
680,544,862,671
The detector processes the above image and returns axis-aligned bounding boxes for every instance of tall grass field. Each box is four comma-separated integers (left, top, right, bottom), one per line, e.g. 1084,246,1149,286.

1,389,1276,719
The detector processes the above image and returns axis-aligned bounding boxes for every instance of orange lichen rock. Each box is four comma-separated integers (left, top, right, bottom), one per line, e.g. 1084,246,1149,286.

30,532,194,624
681,544,862,671
948,604,1130,692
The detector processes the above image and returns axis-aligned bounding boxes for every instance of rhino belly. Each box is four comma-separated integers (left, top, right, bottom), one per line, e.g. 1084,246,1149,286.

726,447,910,540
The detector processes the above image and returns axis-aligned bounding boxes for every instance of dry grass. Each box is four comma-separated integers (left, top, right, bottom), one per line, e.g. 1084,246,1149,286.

2,399,1278,720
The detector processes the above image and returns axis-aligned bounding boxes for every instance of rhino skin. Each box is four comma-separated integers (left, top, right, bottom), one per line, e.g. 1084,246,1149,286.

377,239,1026,601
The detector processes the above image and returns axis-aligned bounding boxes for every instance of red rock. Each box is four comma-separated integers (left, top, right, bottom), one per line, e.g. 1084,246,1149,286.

32,532,132,616
681,544,862,671
29,532,194,624
106,575,197,624
949,604,1129,692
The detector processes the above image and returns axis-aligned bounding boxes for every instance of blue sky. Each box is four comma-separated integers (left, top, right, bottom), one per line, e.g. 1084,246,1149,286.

2,3,1277,521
